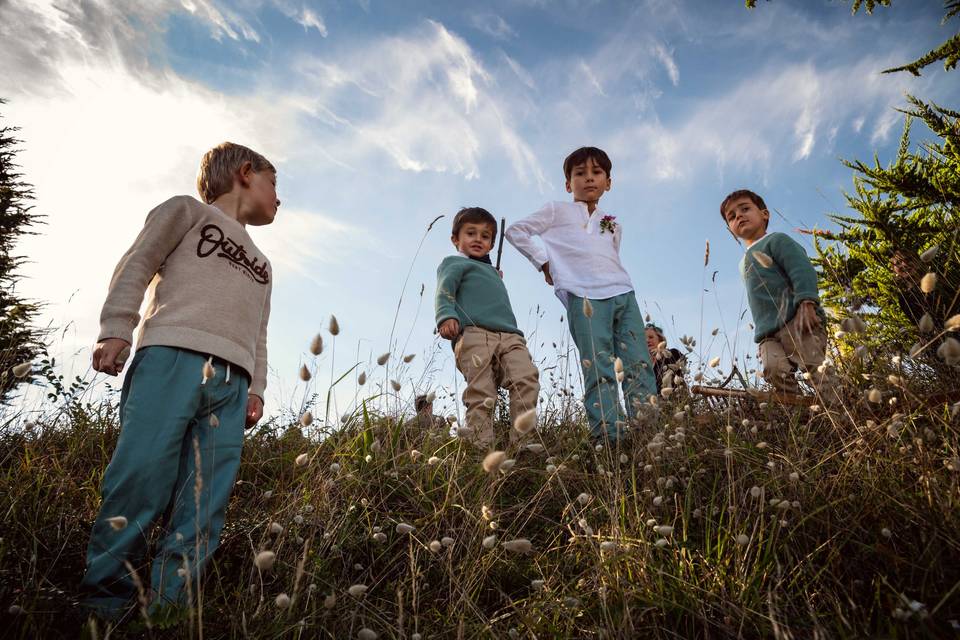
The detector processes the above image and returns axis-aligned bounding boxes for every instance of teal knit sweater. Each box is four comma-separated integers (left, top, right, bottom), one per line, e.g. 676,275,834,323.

435,256,522,335
740,232,825,343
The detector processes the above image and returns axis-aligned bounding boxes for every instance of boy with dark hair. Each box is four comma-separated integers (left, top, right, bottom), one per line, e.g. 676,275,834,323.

81,142,278,620
435,207,539,448
720,189,827,393
506,147,657,441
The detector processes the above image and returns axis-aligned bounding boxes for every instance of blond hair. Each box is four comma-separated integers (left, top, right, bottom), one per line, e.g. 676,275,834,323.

197,142,276,204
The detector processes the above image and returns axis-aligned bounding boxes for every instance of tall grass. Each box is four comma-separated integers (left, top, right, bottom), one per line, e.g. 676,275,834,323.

2,349,959,638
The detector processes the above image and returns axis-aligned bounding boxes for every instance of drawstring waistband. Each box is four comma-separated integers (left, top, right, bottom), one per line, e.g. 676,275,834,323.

225,363,231,384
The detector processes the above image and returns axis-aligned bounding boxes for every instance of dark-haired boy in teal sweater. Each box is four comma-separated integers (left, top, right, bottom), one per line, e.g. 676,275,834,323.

721,190,828,394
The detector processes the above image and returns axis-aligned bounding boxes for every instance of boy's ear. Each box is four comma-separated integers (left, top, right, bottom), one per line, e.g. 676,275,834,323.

237,161,255,188
565,179,572,194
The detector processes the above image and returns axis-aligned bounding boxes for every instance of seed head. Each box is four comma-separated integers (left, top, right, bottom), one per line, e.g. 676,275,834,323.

937,337,960,365
299,411,313,427
12,362,31,378
881,527,892,539
357,371,367,386
328,315,340,336
920,245,939,262
499,458,516,473
482,534,497,549
270,522,284,535
428,540,443,553
358,628,378,640
441,536,455,547
202,358,215,383
403,353,415,363
483,451,507,473
654,538,668,548
867,388,882,404
107,516,128,531
275,593,291,609
309,334,323,355
501,538,532,553
254,550,276,570
396,522,416,534
525,443,545,454
390,379,401,392
513,408,537,435
708,356,721,368
735,534,749,546
750,486,761,497
600,540,618,552
920,272,937,294
376,352,390,366
295,453,309,466
299,364,311,381
945,314,960,332
582,297,594,318
654,525,674,536
348,584,368,597
427,455,440,465
323,594,336,609
531,579,545,590
753,250,773,268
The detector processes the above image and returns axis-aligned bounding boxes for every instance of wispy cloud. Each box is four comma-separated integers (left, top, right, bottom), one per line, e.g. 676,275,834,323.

470,12,517,40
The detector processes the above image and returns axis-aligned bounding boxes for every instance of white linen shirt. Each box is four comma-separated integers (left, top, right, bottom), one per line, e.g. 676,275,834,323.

505,200,634,306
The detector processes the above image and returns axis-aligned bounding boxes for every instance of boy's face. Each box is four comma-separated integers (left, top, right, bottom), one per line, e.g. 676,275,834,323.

723,196,768,242
452,222,495,259
566,157,611,204
246,169,280,226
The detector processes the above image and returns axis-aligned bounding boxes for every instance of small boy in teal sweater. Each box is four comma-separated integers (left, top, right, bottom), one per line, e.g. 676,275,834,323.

721,189,827,393
435,207,540,447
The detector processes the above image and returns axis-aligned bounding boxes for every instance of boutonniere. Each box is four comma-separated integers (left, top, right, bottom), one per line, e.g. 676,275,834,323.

599,215,617,234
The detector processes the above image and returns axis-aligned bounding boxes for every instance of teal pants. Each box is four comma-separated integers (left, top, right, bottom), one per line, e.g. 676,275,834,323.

80,346,248,617
566,292,657,440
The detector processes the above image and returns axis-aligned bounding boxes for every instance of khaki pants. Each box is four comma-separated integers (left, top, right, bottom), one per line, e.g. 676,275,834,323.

454,326,539,448
759,314,827,393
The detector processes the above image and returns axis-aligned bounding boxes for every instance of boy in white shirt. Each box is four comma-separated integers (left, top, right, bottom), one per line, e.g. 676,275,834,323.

506,147,656,441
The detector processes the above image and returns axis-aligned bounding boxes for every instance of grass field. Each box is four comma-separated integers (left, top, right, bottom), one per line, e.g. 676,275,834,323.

2,341,959,639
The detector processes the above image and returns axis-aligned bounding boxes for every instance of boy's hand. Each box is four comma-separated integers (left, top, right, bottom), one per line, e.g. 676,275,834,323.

541,262,554,286
795,301,821,334
438,318,461,340
92,338,132,376
498,269,503,279
245,395,263,429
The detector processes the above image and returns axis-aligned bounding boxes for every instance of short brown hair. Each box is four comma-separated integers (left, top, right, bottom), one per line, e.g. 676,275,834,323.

720,189,768,226
451,207,498,247
563,147,612,180
197,142,276,204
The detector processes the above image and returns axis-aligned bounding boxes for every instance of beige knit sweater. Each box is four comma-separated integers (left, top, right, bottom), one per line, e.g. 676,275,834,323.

98,196,272,397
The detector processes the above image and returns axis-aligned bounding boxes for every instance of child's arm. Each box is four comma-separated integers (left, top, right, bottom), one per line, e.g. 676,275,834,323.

95,197,195,375
247,279,272,427
505,204,555,284
435,258,465,340
771,234,822,334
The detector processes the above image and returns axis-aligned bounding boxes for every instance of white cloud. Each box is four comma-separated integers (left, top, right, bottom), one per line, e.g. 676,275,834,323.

470,12,517,40
652,43,679,87
612,58,918,182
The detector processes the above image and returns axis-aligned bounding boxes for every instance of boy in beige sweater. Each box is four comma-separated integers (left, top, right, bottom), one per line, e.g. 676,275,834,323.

80,142,278,621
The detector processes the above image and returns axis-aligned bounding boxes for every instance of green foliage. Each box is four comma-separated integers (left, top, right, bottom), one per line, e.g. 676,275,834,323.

815,98,959,363
0,100,45,399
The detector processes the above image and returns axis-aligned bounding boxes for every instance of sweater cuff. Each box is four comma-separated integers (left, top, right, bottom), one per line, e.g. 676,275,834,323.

98,320,136,345
249,380,266,399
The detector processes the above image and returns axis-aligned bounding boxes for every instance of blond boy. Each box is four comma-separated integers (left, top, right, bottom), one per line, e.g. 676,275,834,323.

80,142,278,620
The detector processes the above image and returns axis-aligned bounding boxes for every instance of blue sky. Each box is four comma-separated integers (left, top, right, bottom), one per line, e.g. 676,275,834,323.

1,0,957,421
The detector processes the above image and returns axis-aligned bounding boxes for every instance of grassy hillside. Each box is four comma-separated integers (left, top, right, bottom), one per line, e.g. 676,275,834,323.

1,355,959,638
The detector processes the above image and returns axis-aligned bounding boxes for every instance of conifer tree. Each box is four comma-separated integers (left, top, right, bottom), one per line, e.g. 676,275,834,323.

0,100,45,398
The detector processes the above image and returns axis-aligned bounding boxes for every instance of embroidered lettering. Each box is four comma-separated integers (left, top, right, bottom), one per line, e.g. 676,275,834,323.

197,224,269,284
